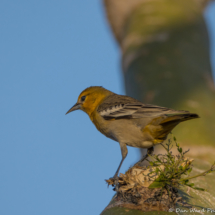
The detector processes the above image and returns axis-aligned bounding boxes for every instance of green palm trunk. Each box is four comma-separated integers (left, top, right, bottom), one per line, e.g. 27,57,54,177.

105,0,215,148
101,0,215,214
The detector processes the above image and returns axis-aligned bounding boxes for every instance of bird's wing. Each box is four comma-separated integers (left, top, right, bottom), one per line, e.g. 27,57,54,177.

97,94,187,120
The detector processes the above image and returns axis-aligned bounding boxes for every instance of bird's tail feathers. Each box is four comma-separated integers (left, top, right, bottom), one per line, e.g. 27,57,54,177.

161,113,199,124
150,113,199,142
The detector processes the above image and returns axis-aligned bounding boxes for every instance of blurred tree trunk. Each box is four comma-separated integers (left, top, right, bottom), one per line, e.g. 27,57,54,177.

101,0,215,214
104,0,215,161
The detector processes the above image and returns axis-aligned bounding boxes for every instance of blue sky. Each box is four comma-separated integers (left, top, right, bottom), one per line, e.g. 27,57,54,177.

0,1,215,215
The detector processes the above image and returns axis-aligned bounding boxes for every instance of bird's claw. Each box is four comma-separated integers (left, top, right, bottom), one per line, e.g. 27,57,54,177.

108,176,119,191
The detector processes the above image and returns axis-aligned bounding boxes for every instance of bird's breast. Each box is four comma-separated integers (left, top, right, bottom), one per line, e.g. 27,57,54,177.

89,113,156,148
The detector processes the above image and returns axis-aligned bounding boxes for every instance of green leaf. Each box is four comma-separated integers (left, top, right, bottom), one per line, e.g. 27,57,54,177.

178,147,182,153
148,181,165,188
193,187,205,191
182,179,189,184
149,161,154,166
187,168,192,174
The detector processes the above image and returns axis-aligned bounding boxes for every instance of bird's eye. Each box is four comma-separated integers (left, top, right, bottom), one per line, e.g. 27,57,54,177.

81,96,86,102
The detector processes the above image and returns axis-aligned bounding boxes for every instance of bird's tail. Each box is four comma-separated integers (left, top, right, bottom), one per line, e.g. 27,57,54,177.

161,113,199,124
151,113,199,142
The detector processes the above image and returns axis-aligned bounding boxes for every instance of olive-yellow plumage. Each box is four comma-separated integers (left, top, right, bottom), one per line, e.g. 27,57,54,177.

66,86,199,180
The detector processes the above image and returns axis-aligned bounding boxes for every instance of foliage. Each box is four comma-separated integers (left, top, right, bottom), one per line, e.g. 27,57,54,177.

145,136,215,192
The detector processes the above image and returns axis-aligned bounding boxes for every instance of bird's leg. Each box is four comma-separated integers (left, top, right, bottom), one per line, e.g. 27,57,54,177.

109,143,128,191
134,146,154,167
112,157,125,179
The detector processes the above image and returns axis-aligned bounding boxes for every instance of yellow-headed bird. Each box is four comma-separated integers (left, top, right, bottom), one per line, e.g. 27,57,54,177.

66,86,199,181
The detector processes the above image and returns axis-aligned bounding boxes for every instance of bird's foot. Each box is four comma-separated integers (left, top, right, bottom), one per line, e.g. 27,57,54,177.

106,175,119,191
133,161,143,168
133,148,154,168
133,155,148,168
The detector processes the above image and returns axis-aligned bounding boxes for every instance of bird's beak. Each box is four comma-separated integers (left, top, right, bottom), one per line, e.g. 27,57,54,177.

66,103,81,115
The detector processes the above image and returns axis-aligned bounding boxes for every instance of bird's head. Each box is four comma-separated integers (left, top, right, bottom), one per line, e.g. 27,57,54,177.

66,86,113,116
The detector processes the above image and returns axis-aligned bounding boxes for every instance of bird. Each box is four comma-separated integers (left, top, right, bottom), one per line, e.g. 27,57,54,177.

66,86,199,182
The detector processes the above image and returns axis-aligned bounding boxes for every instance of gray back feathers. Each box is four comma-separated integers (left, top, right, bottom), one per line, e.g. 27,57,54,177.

97,94,189,120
